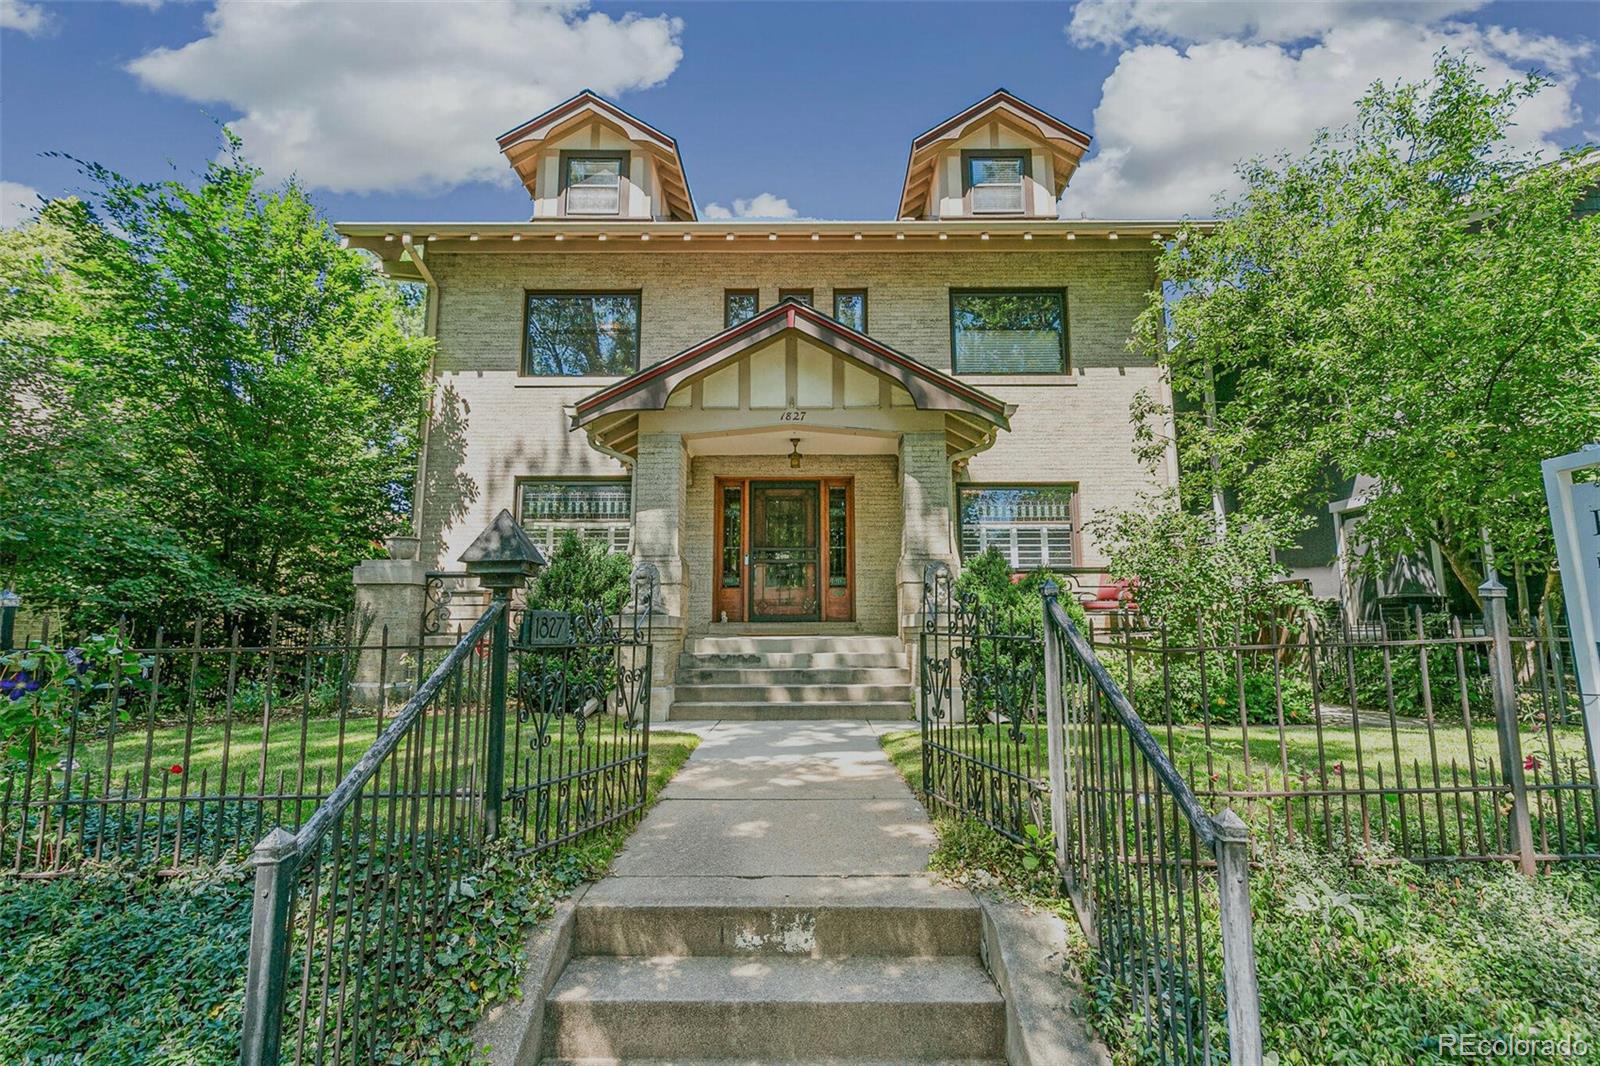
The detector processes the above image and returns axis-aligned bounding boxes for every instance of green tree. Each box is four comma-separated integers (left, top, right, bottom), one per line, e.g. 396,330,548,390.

0,136,432,625
1134,53,1600,608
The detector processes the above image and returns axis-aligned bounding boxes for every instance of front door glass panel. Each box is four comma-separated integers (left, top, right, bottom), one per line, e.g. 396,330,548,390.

749,482,820,621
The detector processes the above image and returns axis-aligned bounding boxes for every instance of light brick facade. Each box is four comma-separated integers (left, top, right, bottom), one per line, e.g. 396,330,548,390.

417,247,1175,572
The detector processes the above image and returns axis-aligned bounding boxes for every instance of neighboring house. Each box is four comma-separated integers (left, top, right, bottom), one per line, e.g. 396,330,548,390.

342,89,1184,715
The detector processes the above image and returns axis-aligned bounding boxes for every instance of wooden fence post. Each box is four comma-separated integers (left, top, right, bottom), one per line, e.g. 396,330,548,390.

238,827,299,1066
1213,809,1263,1066
1481,576,1537,875
1040,582,1072,882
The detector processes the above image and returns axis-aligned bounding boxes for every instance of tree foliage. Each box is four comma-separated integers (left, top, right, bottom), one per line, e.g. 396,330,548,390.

1135,53,1600,606
1087,494,1311,642
0,135,432,626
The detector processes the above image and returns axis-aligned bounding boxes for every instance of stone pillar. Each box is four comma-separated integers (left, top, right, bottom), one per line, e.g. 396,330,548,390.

351,535,429,704
633,432,690,719
898,431,958,636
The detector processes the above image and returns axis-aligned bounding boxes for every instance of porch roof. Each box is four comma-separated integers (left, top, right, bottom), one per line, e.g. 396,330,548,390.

570,300,1014,463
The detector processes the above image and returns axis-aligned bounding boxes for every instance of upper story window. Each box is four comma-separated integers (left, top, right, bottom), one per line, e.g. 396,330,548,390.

958,485,1076,570
518,478,632,555
950,289,1066,374
524,292,640,376
561,152,628,215
778,289,814,308
725,290,759,328
964,151,1030,214
833,289,868,333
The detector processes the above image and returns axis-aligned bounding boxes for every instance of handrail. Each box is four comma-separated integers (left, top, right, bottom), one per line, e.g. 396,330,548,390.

288,599,503,859
1047,597,1219,851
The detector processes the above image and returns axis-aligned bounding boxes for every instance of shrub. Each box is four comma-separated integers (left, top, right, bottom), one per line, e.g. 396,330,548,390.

528,532,632,616
0,634,152,759
1107,654,1316,726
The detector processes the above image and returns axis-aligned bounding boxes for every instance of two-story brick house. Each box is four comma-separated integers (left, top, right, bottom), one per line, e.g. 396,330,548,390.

342,89,1182,718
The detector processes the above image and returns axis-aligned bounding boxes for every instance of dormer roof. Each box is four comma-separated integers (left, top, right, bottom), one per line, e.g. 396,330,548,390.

497,90,696,221
897,89,1092,221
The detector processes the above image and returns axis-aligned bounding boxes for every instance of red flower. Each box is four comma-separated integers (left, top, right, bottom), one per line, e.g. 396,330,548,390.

1332,762,1344,775
1523,755,1541,773
169,764,184,775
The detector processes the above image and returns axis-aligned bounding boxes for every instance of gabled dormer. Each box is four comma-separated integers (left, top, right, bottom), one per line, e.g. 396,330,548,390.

897,89,1091,221
497,90,696,221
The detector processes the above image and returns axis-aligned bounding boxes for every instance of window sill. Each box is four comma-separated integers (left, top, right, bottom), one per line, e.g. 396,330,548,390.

514,376,628,388
953,374,1076,386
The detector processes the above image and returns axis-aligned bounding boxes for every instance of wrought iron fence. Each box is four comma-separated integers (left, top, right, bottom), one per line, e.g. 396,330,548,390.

916,567,1262,1064
1095,584,1599,868
1,611,438,876
1044,587,1261,1066
917,567,1047,843
238,601,502,1065
238,564,657,1065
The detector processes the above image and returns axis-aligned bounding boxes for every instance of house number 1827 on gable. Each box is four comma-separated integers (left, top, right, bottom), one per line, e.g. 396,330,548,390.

780,409,806,422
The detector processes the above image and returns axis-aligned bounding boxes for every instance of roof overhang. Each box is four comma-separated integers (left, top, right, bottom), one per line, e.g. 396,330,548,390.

336,218,1207,276
571,300,1014,462
496,90,696,221
898,89,1092,220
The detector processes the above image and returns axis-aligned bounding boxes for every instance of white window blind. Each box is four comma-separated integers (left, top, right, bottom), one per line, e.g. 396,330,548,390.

959,486,1075,570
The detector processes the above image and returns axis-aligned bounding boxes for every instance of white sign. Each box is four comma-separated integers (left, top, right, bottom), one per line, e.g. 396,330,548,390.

1543,445,1600,780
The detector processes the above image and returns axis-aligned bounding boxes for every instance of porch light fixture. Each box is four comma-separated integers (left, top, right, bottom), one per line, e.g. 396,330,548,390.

1066,232,1076,240
640,233,650,241
726,233,736,241
768,233,778,241
597,233,608,241
788,438,802,470
682,232,693,240
1023,232,1033,241
1107,232,1119,240
511,234,522,242
554,234,565,241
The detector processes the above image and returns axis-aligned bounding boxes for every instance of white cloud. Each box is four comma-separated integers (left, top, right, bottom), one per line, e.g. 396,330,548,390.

1061,18,1591,219
701,193,798,220
1,0,50,35
1067,0,1488,47
0,180,43,227
127,0,684,194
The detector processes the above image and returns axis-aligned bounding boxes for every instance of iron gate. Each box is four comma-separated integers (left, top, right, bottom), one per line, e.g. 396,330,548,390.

505,573,655,855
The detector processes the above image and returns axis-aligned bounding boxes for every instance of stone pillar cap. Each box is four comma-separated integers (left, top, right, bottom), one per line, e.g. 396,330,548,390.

460,510,546,589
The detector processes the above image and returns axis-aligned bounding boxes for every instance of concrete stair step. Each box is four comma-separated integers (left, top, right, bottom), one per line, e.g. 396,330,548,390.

575,875,980,958
688,635,904,656
683,651,906,670
670,701,914,722
676,666,911,685
543,955,1005,1061
673,683,914,704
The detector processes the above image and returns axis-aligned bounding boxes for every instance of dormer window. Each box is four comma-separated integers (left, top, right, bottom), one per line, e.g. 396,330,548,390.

562,151,628,215
965,151,1029,214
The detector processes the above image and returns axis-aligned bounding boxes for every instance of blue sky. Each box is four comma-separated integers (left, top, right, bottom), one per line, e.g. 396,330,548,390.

3,1,1596,225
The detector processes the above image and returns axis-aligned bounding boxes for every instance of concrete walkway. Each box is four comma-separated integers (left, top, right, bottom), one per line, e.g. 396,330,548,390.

611,719,936,879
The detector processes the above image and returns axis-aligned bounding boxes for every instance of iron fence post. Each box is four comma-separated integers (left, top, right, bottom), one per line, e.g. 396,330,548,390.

238,827,299,1066
484,591,510,842
1481,576,1537,875
1040,582,1071,882
1213,809,1263,1066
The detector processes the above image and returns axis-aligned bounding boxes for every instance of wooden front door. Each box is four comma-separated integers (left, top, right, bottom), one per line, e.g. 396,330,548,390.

714,477,853,623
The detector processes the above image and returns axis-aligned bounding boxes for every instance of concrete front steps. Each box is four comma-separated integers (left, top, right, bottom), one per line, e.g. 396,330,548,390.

538,876,1006,1065
673,635,914,722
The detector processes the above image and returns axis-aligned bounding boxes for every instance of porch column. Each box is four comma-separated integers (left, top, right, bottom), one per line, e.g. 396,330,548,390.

898,431,958,635
633,432,690,719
